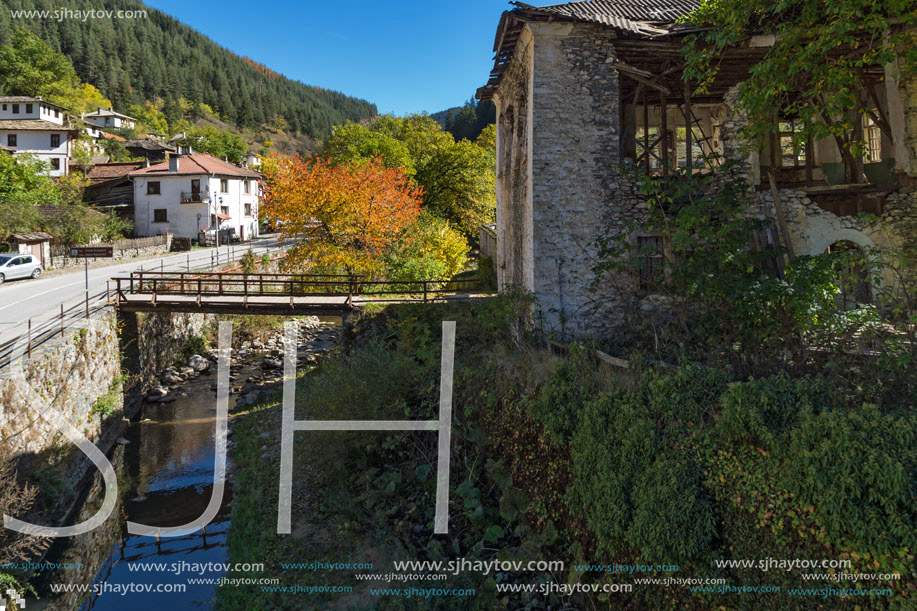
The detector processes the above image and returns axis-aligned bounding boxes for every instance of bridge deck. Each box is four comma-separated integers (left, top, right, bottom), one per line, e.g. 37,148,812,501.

116,291,486,315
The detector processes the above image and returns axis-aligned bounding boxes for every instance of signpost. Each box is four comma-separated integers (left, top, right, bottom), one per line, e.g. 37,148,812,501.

70,246,115,317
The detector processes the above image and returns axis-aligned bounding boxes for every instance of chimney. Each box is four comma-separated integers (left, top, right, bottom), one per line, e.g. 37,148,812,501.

143,159,150,168
169,155,180,172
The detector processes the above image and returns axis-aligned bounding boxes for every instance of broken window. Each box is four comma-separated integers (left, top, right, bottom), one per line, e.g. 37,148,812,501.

864,116,882,162
779,121,806,167
636,127,661,169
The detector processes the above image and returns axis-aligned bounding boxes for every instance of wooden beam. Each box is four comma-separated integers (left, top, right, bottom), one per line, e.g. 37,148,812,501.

768,169,796,261
611,60,672,95
684,80,693,177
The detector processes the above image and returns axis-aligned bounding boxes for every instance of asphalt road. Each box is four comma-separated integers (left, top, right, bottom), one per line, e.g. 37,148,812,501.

0,235,285,347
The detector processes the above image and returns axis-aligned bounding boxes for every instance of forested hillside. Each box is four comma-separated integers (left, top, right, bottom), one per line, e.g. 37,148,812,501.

0,0,377,139
432,97,495,142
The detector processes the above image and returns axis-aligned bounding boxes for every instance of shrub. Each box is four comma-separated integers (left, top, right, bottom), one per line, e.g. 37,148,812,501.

530,344,600,444
627,455,715,563
781,405,917,555
568,390,658,554
716,373,834,448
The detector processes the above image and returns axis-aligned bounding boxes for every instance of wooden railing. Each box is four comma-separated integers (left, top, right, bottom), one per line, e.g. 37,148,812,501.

112,271,485,308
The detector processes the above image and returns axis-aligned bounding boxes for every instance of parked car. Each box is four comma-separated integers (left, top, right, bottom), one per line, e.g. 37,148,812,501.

0,254,43,284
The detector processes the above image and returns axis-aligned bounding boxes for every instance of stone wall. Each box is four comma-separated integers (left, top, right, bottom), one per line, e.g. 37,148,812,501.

0,310,211,489
0,315,122,459
510,22,647,339
50,235,172,270
755,186,917,295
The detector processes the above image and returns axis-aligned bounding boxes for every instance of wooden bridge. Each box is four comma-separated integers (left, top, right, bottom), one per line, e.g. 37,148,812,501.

111,271,486,315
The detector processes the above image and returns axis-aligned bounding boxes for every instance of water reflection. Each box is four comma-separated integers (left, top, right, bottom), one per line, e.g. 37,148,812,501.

37,358,241,611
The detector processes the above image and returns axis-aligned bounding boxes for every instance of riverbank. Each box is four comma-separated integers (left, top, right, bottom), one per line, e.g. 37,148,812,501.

215,297,915,610
12,314,340,610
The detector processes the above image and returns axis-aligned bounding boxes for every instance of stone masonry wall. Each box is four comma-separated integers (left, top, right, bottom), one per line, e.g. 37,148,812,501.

528,22,645,339
0,314,121,459
0,310,210,491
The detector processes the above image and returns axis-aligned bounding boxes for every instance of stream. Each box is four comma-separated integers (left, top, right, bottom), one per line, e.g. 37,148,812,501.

31,316,341,610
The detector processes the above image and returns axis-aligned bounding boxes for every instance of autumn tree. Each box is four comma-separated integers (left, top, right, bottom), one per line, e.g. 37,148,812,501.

321,114,495,239
262,154,422,275
683,0,917,179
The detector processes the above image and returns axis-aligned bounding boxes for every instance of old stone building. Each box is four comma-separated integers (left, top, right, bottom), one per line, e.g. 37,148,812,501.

478,1,917,339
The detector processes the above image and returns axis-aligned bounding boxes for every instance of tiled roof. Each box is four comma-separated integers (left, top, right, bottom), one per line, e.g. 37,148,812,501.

85,108,137,121
478,1,702,100
9,232,53,242
128,153,262,178
99,131,127,142
0,96,67,109
87,162,146,181
531,0,699,27
125,138,176,152
0,119,77,131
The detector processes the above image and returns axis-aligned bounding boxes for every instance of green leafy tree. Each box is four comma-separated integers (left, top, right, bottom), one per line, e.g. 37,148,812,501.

176,126,247,163
0,153,56,241
0,27,80,105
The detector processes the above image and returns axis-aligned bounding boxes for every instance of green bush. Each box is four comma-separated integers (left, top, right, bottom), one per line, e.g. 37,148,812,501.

716,373,834,448
628,455,715,563
781,405,917,556
530,345,600,444
568,390,658,554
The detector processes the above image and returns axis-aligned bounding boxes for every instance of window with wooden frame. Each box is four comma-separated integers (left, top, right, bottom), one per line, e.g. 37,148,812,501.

153,209,168,223
778,121,807,167
636,235,664,291
147,181,160,195
50,158,60,170
7,134,16,147
864,116,882,162
50,134,60,147
636,126,661,170
220,178,229,193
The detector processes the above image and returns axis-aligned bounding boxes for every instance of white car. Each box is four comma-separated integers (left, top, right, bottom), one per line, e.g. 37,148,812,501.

0,254,43,284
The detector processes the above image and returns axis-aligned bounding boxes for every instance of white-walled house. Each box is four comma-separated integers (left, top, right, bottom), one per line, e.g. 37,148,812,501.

83,107,137,130
130,153,261,242
0,96,76,176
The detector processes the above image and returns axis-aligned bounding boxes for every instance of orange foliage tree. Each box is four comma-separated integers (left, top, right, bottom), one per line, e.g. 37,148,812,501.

262,154,423,275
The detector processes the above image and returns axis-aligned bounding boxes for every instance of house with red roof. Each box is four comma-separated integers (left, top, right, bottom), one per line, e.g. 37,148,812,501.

129,153,262,242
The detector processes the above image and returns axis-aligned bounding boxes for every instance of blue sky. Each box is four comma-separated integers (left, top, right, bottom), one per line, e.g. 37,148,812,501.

145,0,511,116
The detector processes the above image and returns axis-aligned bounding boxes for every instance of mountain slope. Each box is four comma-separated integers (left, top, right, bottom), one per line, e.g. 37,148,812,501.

0,0,377,139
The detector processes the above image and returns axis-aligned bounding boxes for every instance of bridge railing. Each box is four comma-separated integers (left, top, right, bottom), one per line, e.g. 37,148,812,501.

112,271,485,306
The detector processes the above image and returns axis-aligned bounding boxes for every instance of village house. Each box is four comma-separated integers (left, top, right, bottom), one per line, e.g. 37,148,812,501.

84,161,147,223
129,153,262,243
82,107,137,130
478,1,917,339
0,96,77,176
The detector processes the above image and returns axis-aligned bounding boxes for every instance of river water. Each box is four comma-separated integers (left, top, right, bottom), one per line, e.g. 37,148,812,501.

31,317,340,610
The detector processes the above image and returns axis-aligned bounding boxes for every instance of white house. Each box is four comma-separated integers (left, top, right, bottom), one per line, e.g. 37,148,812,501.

83,107,137,130
0,96,77,176
130,153,262,242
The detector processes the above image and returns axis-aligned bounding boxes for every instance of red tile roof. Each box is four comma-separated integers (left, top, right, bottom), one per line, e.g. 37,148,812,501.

99,131,127,142
128,153,262,178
